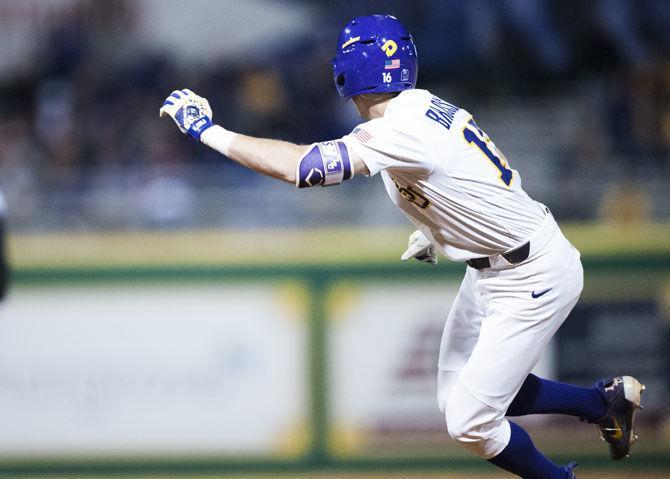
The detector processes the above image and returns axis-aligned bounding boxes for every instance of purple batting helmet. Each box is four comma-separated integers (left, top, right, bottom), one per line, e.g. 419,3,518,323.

332,14,418,100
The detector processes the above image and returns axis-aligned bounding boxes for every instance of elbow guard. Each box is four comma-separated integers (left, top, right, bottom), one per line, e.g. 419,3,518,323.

296,141,354,188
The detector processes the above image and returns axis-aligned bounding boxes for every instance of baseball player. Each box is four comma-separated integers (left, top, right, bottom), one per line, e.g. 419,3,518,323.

160,15,644,478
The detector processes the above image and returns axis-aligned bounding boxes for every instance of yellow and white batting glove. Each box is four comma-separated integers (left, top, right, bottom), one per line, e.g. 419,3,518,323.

401,229,437,264
159,89,213,140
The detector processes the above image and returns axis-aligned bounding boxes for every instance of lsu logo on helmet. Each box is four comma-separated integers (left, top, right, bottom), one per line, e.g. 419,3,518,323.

381,39,397,57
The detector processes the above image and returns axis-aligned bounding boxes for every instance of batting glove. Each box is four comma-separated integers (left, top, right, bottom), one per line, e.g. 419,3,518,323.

401,229,437,264
159,89,213,140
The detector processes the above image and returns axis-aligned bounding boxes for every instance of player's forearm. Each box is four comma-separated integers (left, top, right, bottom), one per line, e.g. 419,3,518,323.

201,126,308,184
229,134,309,184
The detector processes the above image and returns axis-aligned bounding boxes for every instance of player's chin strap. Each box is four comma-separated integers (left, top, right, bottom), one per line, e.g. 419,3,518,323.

296,141,354,188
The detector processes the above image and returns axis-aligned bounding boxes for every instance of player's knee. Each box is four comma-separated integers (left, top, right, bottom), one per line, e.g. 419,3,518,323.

444,398,481,449
444,404,507,459
443,382,509,459
444,407,471,444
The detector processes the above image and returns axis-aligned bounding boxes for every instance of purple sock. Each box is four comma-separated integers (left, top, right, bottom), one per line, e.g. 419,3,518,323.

507,374,606,422
488,422,572,478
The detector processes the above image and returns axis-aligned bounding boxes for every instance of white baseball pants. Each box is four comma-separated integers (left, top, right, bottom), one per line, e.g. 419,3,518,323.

436,212,583,459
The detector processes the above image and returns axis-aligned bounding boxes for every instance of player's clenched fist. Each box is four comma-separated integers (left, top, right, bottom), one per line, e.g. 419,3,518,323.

159,89,213,140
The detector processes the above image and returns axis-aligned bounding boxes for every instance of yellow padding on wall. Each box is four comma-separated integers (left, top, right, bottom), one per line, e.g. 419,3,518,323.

8,223,670,268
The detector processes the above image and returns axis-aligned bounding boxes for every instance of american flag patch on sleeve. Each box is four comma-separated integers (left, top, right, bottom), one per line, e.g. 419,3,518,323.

352,127,372,143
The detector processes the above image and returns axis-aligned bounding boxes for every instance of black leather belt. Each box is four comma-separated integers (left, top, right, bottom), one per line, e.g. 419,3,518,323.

466,242,530,270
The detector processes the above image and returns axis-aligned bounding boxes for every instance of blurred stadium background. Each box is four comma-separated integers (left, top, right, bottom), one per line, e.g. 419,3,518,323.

0,0,669,477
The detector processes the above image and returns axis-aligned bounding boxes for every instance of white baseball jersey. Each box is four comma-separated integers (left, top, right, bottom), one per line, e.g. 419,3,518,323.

342,89,547,261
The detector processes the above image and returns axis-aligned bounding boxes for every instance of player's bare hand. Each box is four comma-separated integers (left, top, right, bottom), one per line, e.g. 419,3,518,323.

401,229,436,264
159,89,213,140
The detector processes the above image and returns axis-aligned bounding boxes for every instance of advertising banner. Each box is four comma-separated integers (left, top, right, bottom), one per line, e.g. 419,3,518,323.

0,283,309,458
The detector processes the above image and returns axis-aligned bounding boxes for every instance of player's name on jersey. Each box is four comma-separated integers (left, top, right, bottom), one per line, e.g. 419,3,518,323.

425,96,460,130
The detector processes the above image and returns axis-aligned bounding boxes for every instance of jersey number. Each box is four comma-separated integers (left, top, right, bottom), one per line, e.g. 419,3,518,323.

462,119,513,186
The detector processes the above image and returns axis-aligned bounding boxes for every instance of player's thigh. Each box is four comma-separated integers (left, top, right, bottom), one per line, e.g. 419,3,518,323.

438,267,486,373
437,268,486,411
437,369,459,413
459,244,583,412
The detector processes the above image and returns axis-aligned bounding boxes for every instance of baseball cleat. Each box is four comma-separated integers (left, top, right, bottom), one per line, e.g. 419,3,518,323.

595,376,644,460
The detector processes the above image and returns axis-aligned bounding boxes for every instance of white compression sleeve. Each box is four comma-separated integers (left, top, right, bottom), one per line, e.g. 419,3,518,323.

200,125,238,156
